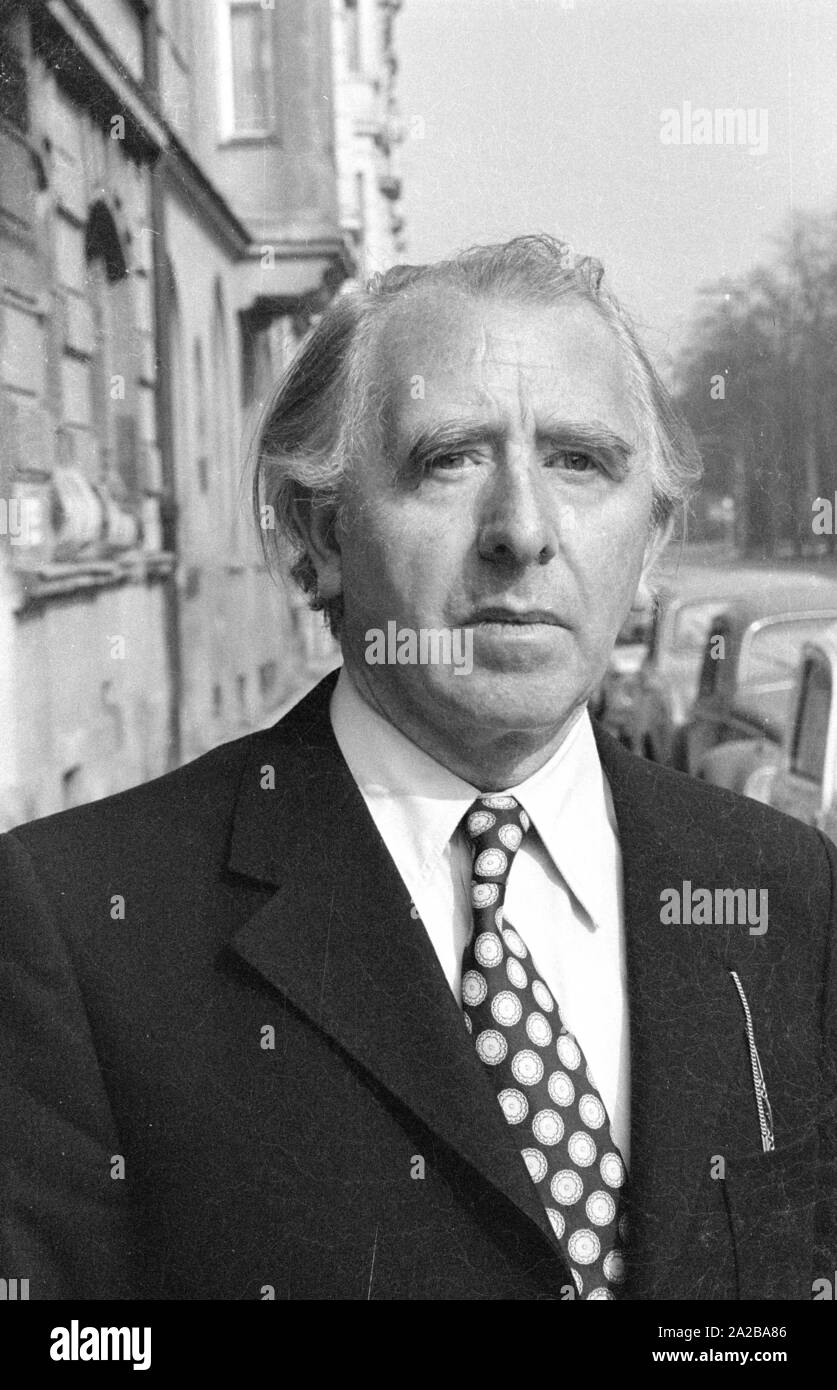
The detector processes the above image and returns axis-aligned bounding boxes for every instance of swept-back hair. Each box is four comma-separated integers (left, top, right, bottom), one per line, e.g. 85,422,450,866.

253,234,702,635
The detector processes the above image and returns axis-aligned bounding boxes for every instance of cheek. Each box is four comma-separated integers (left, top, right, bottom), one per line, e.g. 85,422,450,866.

339,510,441,611
348,499,463,589
564,502,652,612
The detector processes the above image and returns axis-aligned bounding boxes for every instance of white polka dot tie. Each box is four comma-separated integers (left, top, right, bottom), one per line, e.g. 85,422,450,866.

462,793,628,1300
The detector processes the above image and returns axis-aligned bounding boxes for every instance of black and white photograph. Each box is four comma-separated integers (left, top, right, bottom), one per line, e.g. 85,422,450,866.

1,0,836,1350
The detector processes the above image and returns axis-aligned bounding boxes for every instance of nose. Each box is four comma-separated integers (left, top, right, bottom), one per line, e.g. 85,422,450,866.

476,455,557,568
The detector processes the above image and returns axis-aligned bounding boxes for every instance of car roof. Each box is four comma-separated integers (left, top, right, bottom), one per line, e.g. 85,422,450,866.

652,565,837,617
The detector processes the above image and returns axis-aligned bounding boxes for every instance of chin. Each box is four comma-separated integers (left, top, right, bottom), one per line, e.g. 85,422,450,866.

418,665,582,732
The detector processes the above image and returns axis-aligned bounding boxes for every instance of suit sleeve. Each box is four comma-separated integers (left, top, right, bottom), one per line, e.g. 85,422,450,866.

814,830,837,1285
0,831,135,1299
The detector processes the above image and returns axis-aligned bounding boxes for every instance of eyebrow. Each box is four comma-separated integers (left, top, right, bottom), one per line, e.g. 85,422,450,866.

404,418,635,471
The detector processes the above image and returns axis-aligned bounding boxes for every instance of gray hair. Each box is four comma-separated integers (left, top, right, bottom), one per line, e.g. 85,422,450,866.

253,234,702,635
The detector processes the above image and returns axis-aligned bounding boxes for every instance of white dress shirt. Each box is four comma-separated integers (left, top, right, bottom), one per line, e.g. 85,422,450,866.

329,666,631,1164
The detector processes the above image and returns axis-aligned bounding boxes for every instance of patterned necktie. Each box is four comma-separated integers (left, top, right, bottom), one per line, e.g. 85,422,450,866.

461,793,628,1300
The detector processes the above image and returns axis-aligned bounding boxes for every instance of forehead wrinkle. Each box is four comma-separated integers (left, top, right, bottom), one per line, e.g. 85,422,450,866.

469,319,499,412
516,365,537,438
464,323,545,443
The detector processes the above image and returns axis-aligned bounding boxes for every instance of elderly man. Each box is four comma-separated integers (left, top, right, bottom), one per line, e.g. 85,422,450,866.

1,236,835,1301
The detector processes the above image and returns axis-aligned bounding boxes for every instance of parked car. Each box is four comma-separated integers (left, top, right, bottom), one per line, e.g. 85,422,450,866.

625,564,776,766
682,579,837,790
743,626,837,843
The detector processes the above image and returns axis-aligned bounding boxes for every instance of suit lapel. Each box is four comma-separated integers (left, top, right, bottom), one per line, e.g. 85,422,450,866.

594,726,746,1298
226,672,568,1276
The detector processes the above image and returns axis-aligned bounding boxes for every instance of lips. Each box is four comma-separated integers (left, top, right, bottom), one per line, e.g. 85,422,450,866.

465,607,562,625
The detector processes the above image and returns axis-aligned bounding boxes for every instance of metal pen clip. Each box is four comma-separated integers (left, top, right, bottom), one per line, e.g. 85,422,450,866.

729,969,775,1153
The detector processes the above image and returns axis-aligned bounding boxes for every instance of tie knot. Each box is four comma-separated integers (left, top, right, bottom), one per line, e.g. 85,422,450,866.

463,794,530,885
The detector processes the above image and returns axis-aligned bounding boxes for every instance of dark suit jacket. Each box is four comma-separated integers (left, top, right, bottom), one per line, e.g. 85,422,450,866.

1,670,835,1300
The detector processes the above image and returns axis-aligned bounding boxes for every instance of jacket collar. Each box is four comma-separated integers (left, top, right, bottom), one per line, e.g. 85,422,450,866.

228,673,745,1297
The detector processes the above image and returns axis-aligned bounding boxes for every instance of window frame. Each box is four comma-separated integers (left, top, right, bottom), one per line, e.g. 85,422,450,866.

217,0,278,143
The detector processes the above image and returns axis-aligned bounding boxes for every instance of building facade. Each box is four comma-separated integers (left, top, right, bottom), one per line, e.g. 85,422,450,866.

0,0,404,829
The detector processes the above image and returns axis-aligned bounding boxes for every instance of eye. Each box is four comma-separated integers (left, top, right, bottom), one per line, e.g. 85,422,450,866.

423,452,472,472
547,449,597,473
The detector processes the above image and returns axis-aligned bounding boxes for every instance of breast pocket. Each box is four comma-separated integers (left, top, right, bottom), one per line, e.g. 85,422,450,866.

722,1130,819,1300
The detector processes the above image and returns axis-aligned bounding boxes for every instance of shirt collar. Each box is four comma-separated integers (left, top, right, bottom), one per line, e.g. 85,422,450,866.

506,708,619,931
329,665,618,929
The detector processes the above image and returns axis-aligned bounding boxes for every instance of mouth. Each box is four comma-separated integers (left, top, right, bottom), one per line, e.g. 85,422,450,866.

465,607,563,626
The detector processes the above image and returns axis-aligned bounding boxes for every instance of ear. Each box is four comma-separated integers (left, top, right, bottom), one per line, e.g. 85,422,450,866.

290,490,343,600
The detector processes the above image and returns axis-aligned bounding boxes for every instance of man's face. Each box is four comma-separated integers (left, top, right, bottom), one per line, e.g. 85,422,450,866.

324,289,659,769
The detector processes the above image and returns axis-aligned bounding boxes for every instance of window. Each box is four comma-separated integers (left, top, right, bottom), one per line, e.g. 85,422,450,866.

739,618,837,698
737,616,837,742
225,0,276,137
672,600,724,656
85,202,135,494
240,314,274,409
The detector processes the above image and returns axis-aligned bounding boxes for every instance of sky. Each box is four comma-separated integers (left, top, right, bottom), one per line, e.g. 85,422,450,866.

396,0,837,374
